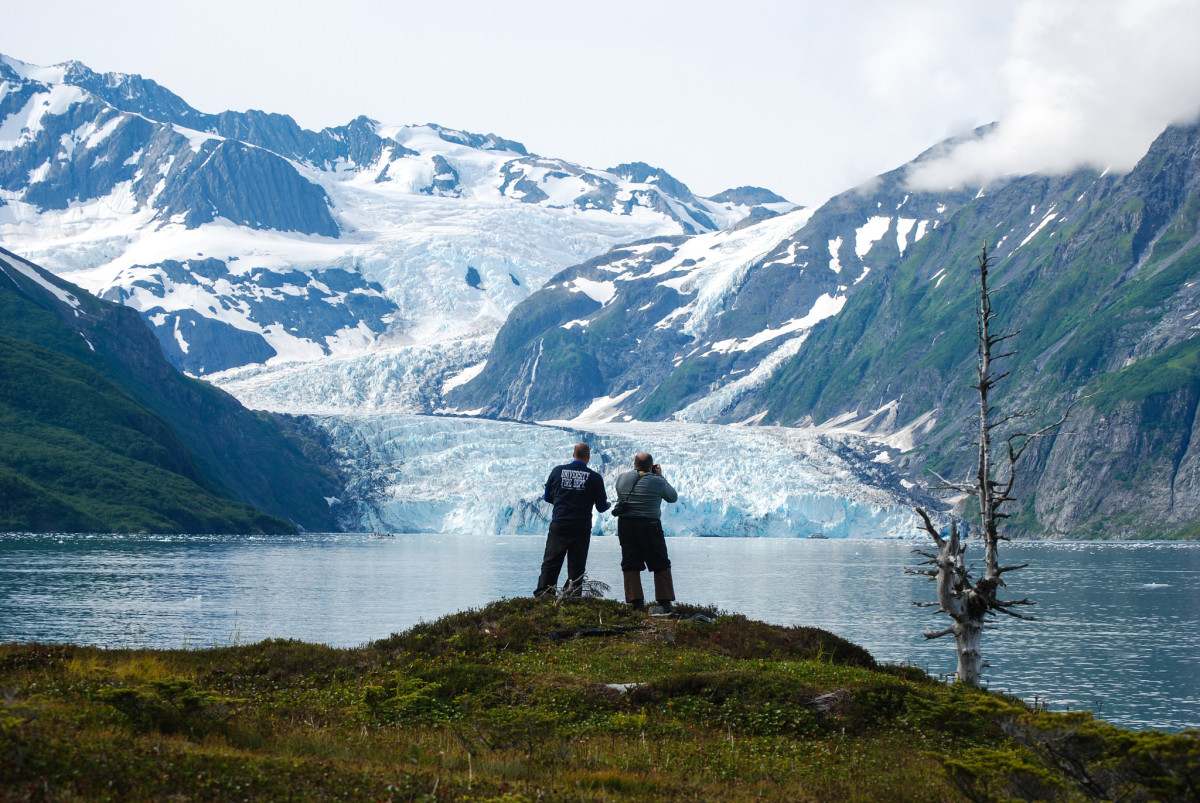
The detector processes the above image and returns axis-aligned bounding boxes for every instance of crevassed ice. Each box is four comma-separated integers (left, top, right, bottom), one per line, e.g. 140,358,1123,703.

321,414,927,538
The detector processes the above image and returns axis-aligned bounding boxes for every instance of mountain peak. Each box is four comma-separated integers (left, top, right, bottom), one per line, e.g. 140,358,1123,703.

708,186,790,205
607,162,693,199
0,52,66,84
425,124,528,155
56,57,210,128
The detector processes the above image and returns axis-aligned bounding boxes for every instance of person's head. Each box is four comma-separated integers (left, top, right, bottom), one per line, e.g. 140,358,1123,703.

634,452,654,472
573,442,591,463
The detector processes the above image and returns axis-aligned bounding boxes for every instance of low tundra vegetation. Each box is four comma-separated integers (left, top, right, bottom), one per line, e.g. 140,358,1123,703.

1,597,1196,801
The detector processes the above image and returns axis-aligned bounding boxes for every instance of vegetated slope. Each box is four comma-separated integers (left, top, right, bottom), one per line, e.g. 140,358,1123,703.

0,53,790,388
2,598,1195,801
759,116,1200,539
0,247,342,532
449,132,987,421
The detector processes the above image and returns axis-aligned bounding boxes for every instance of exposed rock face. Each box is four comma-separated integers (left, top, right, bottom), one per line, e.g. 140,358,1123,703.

756,117,1200,539
707,186,790,206
1034,391,1200,539
99,259,397,375
153,140,340,236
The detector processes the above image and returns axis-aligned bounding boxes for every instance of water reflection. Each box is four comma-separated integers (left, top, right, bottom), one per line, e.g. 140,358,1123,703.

0,534,1196,731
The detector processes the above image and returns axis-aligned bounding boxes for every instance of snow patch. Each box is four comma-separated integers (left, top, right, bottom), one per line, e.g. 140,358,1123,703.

854,216,892,258
0,251,82,310
566,388,639,424
566,277,616,305
442,360,486,393
895,218,917,255
1016,207,1059,250
710,293,846,354
674,335,809,423
828,236,843,274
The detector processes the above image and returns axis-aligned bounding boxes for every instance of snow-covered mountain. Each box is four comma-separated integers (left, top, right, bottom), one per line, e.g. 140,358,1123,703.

448,136,984,423
0,53,790,381
22,51,1200,540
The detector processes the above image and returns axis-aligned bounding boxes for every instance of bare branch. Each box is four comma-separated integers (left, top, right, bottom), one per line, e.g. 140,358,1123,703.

992,606,1037,622
990,330,1022,345
1007,394,1088,464
997,563,1029,574
926,469,976,495
924,625,957,640
914,507,945,547
988,411,1030,430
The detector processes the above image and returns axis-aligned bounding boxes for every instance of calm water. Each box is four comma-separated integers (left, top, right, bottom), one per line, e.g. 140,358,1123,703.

1,534,1196,732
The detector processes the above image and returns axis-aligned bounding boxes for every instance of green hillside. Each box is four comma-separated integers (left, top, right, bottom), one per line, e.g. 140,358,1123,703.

2,598,1195,801
0,336,287,533
0,247,342,533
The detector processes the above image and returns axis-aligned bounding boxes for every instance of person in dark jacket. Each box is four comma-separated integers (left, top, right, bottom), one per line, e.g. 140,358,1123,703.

612,451,678,612
535,442,609,597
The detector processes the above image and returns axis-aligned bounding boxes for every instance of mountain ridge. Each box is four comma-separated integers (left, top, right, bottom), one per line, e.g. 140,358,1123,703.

0,245,344,533
0,52,793,388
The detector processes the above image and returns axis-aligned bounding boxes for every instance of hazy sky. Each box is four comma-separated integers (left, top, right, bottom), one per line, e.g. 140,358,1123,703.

5,0,1200,205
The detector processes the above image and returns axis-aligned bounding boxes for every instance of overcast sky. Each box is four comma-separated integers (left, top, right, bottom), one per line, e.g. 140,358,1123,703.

5,0,1200,206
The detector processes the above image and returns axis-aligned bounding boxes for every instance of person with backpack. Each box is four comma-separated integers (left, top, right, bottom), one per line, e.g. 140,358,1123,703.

611,452,678,613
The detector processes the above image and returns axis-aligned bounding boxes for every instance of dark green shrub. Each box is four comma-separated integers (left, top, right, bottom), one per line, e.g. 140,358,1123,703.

95,679,239,737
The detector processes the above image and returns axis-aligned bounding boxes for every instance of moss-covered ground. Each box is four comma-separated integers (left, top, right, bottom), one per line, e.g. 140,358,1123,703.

2,597,1196,801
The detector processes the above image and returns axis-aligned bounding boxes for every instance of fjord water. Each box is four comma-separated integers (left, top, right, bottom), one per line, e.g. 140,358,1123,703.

1,534,1196,731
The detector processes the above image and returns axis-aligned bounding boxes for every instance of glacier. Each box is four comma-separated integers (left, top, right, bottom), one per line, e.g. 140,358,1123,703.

0,54,963,539
320,414,935,538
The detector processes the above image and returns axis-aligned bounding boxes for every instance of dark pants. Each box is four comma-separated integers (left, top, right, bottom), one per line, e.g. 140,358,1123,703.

617,517,671,572
534,520,591,596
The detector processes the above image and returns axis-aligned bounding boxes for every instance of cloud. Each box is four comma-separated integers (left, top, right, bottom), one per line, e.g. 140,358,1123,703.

907,0,1200,190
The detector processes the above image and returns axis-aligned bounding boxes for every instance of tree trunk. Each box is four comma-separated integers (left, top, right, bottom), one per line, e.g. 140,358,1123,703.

954,620,983,684
910,245,1052,685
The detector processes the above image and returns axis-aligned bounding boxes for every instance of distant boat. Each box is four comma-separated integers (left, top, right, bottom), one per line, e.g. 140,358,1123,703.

807,532,828,539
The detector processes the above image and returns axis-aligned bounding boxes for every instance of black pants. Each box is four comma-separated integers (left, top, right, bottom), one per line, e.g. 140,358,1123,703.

617,517,671,572
534,520,591,596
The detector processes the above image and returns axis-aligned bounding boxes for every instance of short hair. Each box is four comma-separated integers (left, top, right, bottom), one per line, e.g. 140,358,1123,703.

573,442,590,460
633,452,653,471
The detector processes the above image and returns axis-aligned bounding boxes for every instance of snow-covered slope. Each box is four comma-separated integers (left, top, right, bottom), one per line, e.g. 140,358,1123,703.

448,142,983,424
0,53,791,383
321,414,938,538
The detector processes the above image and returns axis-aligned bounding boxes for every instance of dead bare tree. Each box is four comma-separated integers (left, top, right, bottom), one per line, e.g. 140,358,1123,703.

907,244,1074,685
